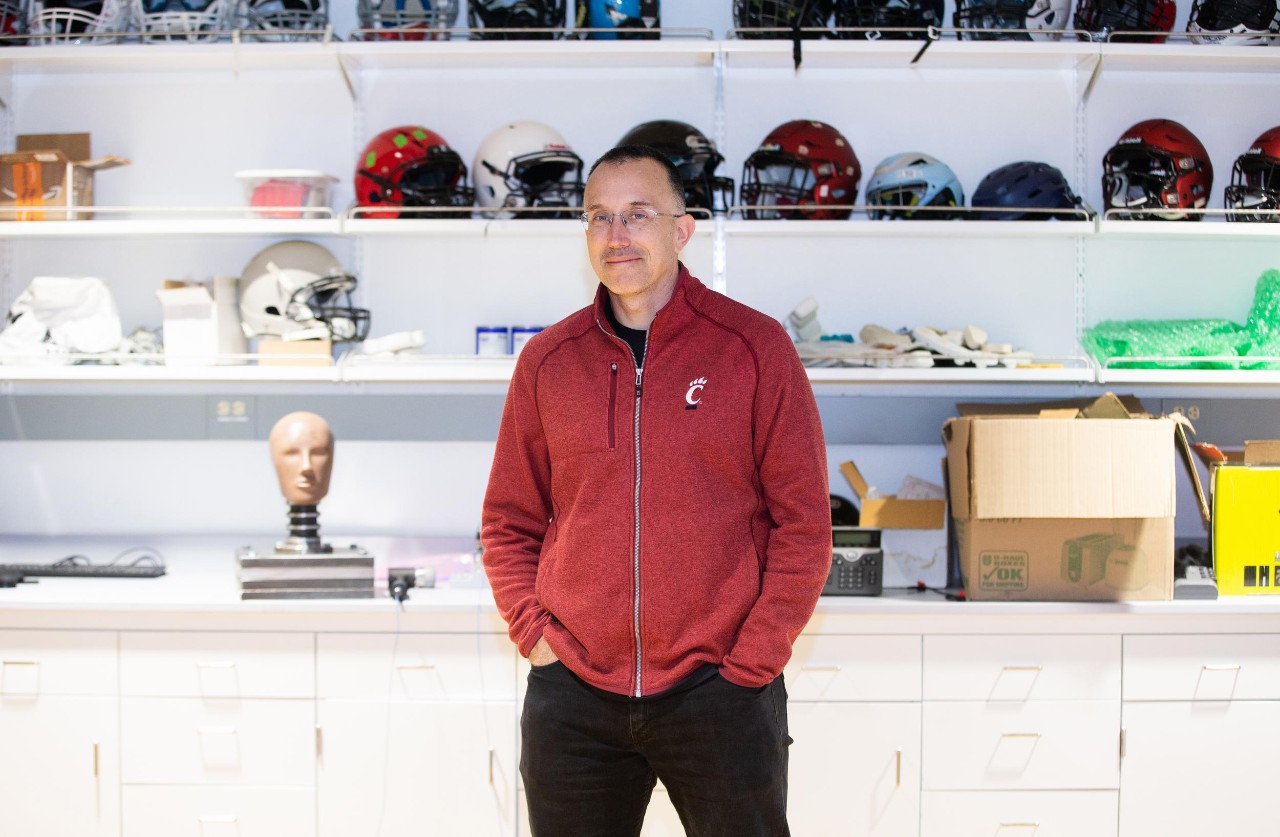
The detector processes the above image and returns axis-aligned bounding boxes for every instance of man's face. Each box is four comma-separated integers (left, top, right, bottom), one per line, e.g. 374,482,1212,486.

268,413,334,506
583,158,695,309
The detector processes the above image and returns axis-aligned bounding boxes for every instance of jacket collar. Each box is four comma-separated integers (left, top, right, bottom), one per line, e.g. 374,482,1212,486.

593,262,701,339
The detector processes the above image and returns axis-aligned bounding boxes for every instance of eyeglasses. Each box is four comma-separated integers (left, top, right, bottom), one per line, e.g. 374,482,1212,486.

579,208,685,232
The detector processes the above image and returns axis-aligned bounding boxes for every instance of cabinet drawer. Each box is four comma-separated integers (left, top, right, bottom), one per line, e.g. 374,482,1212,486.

924,635,1120,701
120,632,313,698
317,632,516,700
0,629,117,696
922,701,1120,790
1124,634,1280,700
921,790,1118,837
785,634,920,701
122,786,315,837
121,697,314,785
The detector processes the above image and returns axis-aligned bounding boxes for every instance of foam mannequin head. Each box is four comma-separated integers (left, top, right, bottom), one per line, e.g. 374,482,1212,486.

268,411,334,506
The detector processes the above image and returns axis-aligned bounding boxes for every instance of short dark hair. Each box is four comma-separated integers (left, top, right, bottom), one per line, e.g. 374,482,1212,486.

588,144,686,213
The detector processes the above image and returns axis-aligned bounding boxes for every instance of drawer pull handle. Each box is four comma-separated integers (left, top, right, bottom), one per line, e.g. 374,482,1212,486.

1001,665,1042,672
1000,732,1042,739
93,741,99,779
488,747,495,785
196,662,237,669
1202,664,1241,672
396,664,437,671
800,664,842,673
1,660,38,666
998,823,1040,831
895,748,901,787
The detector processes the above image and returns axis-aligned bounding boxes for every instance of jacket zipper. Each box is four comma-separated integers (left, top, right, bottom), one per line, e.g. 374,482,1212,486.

608,363,618,449
632,364,643,695
631,333,648,697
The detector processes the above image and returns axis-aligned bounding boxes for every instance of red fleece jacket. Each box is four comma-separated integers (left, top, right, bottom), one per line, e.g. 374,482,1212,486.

481,265,830,697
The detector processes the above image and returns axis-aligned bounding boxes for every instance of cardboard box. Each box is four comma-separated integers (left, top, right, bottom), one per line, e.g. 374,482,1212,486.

944,412,1176,601
839,460,945,529
1212,440,1280,595
257,337,333,367
0,133,128,221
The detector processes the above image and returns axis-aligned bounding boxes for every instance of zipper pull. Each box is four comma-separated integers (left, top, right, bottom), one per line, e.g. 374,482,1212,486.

635,367,643,398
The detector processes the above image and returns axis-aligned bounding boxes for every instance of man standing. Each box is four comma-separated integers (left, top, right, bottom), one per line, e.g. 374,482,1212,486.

481,144,831,836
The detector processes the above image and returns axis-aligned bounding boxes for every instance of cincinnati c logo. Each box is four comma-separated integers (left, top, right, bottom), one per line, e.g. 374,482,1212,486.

685,377,707,410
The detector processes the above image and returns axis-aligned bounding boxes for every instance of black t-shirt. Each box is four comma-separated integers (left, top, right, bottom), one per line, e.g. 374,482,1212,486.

605,302,647,367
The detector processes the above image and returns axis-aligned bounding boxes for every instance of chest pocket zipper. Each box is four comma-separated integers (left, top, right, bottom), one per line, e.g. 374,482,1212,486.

607,362,618,450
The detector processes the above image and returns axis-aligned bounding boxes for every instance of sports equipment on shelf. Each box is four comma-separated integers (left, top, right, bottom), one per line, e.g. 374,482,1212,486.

971,161,1083,220
468,0,564,37
574,0,657,39
1074,0,1176,42
733,0,833,38
236,0,329,40
865,152,965,220
952,0,1069,39
1101,118,1213,221
739,119,860,220
1186,0,1280,44
239,241,371,343
472,120,584,219
131,0,231,41
1225,125,1280,222
617,119,734,215
355,0,457,39
355,125,474,219
834,0,942,39
27,0,130,42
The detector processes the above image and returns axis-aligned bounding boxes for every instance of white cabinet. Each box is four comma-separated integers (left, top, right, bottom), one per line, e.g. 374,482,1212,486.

118,631,316,837
1119,634,1280,837
0,629,120,837
316,631,519,836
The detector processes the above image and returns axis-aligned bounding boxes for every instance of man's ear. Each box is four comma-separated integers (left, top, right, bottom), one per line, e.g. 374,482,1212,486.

674,212,696,254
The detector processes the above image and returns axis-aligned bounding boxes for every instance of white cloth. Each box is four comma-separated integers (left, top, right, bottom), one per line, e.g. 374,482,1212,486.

0,276,124,363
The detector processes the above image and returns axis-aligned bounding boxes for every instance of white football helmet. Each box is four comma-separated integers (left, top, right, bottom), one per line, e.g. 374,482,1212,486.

472,120,584,219
239,241,370,343
28,0,131,42
132,0,231,41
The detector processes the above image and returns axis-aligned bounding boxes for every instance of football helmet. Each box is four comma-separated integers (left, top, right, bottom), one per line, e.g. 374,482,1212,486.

2,0,29,42
834,0,942,39
1186,0,1279,44
355,125,474,219
1101,119,1213,221
740,119,860,220
864,152,965,220
27,0,130,42
971,161,1083,220
472,121,584,219
575,0,658,39
1225,126,1280,222
239,241,370,343
617,119,734,215
1074,0,1176,42
355,0,457,39
469,0,564,38
952,0,1069,39
236,0,328,40
734,0,833,37
132,0,231,41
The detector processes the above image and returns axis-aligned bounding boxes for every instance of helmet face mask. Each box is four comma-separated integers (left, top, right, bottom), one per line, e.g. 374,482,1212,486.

617,120,735,215
28,0,130,42
473,120,584,219
356,0,458,40
356,125,474,219
237,0,328,40
469,0,564,38
133,0,229,42
1074,0,1176,41
835,0,943,39
1101,119,1213,221
740,119,860,220
733,0,834,38
953,0,1068,39
1226,127,1280,222
1186,0,1280,44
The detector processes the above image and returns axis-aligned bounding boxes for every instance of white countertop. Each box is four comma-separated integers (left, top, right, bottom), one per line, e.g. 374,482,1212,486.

3,535,1280,634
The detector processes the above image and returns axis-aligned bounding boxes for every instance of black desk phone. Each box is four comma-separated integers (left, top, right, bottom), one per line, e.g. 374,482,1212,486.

822,527,884,596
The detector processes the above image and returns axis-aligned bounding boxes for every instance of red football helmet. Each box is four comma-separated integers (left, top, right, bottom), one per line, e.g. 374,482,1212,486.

354,125,474,219
739,119,861,220
1226,126,1280,223
1101,119,1213,221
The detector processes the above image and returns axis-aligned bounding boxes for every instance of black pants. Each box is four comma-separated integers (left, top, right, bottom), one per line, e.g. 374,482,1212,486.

521,662,792,837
